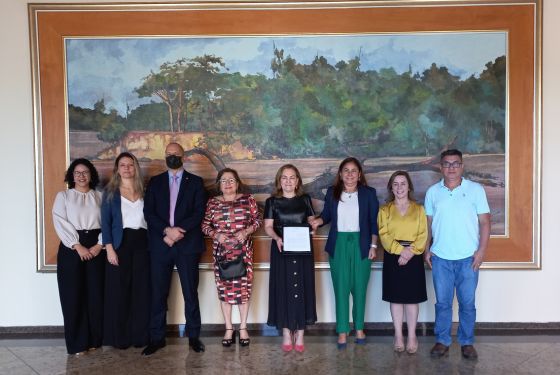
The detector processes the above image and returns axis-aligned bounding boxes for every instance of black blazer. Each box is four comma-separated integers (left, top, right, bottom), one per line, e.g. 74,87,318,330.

143,170,207,254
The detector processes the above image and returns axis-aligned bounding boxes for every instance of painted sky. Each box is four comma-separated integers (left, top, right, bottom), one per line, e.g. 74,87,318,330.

66,32,506,116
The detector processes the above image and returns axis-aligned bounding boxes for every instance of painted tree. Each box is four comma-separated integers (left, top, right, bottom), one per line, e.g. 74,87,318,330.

135,55,226,132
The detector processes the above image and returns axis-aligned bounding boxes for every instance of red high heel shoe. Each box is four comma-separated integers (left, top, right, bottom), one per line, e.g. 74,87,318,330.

282,331,293,352
294,331,304,353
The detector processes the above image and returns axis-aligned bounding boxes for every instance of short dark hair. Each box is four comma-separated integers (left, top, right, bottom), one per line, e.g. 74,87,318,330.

215,167,245,195
64,158,100,189
440,149,463,161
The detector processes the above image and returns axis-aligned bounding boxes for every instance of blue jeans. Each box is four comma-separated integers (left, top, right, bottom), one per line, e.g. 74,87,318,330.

432,255,479,346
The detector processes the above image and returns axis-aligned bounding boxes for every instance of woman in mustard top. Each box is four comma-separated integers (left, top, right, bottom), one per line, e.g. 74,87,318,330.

378,171,427,354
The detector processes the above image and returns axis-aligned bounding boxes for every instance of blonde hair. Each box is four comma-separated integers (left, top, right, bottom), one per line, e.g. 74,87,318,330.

105,152,144,200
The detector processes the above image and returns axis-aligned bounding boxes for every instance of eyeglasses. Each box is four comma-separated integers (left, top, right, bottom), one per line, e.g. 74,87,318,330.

441,162,463,169
220,178,236,184
73,171,90,177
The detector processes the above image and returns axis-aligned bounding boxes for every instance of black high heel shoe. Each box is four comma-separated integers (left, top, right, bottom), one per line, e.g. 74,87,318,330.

222,329,236,347
239,327,250,347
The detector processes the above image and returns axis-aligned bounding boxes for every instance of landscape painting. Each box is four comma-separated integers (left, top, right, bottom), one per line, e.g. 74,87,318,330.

66,32,507,236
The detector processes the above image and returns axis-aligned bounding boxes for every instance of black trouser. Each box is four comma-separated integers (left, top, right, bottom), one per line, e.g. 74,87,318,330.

57,229,105,354
149,249,201,341
104,228,150,348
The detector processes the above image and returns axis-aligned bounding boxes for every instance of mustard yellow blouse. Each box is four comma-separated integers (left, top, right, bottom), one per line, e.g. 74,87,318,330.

377,201,428,255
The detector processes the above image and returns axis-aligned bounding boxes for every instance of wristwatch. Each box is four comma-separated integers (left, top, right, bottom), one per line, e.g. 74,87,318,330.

370,244,378,248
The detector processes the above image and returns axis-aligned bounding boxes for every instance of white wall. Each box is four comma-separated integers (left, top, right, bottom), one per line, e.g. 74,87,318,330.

1,0,557,327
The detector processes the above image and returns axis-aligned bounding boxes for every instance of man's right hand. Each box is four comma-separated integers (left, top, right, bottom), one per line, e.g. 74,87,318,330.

165,227,185,242
424,250,433,269
163,236,175,247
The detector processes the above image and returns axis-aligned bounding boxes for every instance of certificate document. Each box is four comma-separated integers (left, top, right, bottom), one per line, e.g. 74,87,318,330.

282,225,312,254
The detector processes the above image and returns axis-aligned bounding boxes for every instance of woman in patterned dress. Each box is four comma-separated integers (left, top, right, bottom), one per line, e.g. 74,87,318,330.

201,168,261,347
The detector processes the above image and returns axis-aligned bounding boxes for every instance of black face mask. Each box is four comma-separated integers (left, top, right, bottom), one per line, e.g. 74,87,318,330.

165,155,183,170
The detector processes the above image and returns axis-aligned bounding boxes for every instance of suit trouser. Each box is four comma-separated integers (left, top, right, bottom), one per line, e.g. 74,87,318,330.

149,247,201,341
57,229,105,354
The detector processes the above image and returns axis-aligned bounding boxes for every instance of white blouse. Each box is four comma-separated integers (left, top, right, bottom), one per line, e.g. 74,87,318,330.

337,191,360,232
121,196,147,229
52,189,103,248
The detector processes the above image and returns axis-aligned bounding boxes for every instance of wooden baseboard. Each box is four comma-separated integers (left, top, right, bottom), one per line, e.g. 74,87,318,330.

2,322,560,338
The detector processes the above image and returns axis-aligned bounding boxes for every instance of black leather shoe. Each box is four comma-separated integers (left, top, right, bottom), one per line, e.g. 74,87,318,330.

141,340,166,356
430,342,449,358
461,345,478,360
189,337,205,352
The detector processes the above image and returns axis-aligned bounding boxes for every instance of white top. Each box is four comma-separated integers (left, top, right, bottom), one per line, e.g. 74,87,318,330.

337,191,360,232
121,196,147,229
52,189,102,248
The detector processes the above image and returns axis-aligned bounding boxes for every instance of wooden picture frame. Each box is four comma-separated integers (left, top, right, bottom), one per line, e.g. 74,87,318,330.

29,0,542,271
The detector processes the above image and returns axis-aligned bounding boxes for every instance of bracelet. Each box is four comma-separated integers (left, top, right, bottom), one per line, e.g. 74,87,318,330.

370,244,378,248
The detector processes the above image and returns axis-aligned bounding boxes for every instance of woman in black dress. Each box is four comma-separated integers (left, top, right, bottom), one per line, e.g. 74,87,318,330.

264,164,316,353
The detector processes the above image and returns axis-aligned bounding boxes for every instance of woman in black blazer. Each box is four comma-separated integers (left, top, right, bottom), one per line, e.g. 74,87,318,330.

101,152,150,349
311,157,379,349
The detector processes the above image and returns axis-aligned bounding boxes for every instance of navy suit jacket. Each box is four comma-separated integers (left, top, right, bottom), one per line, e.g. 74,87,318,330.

320,185,379,259
101,190,125,249
143,170,207,254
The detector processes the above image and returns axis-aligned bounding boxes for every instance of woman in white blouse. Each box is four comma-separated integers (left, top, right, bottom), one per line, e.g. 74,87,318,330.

310,157,379,349
101,152,150,349
52,158,105,355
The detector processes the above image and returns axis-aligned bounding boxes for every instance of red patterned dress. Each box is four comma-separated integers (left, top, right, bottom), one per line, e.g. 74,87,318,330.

201,194,261,304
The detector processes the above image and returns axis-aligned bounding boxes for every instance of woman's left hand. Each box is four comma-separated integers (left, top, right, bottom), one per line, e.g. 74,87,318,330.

234,229,248,243
368,247,377,260
89,244,103,257
398,247,414,266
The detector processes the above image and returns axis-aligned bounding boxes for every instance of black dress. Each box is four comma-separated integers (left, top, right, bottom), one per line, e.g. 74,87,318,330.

265,195,317,331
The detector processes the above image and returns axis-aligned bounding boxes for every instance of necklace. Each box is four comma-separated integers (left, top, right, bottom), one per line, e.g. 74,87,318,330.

343,190,357,199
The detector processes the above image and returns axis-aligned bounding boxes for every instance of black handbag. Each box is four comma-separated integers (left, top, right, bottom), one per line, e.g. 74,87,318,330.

217,244,247,280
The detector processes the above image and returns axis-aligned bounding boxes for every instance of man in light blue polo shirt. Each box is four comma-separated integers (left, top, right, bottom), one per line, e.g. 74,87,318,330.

424,149,490,360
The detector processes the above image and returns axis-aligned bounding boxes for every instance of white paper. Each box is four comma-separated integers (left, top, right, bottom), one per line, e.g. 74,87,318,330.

283,226,311,253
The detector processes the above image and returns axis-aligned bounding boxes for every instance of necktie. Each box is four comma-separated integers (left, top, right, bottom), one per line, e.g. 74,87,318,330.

169,175,179,226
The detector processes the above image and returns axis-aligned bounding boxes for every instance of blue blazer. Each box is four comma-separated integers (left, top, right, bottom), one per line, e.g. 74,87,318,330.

101,190,125,250
320,185,379,259
143,170,207,254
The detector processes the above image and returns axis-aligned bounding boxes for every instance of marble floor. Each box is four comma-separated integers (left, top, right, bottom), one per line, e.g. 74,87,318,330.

1,334,560,375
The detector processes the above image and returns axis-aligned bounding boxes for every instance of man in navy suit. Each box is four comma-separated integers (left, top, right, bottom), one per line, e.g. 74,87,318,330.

141,142,207,355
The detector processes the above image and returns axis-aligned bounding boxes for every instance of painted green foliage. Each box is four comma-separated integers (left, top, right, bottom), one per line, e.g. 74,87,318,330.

69,49,505,159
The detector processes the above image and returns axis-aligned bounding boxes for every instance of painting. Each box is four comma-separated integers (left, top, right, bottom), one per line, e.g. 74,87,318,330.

29,0,542,271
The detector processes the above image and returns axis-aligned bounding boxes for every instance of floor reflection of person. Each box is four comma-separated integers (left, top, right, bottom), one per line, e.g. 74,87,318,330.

52,158,105,355
264,164,317,353
201,168,262,347
378,171,427,354
101,152,150,349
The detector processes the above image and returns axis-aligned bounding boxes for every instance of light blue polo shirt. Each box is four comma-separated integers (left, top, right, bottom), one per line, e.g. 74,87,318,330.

424,178,490,260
